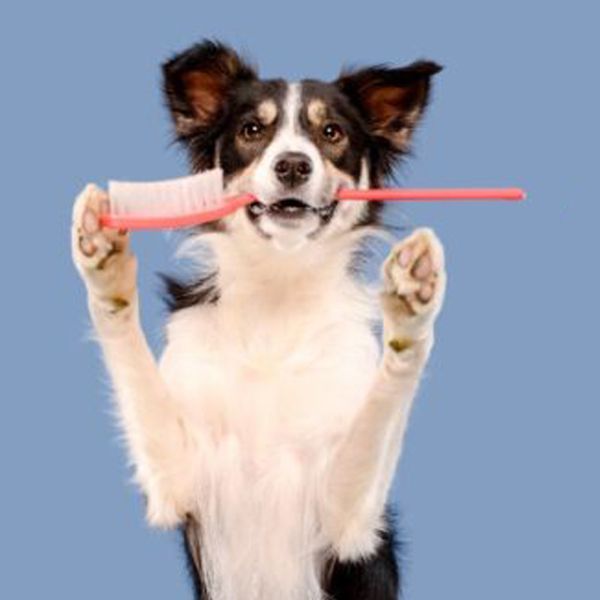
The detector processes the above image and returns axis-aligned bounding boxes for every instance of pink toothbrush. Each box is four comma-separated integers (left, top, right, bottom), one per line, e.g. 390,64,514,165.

99,169,526,231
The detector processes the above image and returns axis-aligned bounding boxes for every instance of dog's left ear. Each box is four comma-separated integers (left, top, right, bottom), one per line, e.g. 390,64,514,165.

336,61,442,152
162,40,257,137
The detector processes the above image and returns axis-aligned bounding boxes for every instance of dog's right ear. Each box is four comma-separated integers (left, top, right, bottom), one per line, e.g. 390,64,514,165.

162,41,257,137
336,61,442,153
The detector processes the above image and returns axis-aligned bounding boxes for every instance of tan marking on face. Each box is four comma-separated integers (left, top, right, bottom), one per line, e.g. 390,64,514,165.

257,100,278,125
307,99,327,126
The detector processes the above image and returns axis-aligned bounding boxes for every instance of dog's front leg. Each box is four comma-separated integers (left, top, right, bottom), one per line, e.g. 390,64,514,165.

324,228,446,560
72,184,195,527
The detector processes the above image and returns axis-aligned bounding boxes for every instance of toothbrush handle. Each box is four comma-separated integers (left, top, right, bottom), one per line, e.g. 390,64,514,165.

337,188,526,201
98,187,526,231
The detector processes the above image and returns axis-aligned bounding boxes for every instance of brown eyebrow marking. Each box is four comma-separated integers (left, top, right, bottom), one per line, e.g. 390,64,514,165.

257,99,278,125
307,99,328,126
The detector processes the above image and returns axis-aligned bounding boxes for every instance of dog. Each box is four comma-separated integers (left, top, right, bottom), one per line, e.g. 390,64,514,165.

71,40,446,600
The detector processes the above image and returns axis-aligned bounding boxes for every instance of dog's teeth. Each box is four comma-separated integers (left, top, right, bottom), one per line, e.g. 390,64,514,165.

248,202,267,216
316,203,337,219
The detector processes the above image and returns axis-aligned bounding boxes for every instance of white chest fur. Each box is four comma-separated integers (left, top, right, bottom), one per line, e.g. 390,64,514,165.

158,248,380,599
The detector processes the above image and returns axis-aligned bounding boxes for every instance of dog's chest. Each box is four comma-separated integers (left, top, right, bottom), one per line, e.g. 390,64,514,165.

160,295,379,452
159,294,379,598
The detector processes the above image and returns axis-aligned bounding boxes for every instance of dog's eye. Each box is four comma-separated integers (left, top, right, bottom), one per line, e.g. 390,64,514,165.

240,121,264,141
322,123,345,143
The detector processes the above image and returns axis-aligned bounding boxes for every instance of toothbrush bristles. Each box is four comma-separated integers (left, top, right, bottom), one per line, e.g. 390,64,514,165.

108,169,225,218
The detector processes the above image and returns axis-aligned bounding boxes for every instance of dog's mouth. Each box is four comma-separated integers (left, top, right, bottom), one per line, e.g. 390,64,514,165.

246,198,338,222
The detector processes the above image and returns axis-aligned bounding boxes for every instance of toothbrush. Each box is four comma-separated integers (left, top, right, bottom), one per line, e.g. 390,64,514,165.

99,168,526,231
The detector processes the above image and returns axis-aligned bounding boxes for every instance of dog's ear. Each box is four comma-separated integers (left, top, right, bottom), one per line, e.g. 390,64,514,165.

162,40,257,137
336,61,442,152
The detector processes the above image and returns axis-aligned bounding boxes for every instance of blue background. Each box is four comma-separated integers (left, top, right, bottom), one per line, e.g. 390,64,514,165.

1,1,598,598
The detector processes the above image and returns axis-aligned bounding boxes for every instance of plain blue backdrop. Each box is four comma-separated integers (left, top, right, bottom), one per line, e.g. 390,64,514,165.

1,1,598,598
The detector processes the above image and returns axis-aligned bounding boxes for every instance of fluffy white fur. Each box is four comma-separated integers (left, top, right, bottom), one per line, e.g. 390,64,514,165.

71,84,446,600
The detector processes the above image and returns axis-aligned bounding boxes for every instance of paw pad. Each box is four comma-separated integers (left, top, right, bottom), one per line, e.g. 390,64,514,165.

382,228,446,321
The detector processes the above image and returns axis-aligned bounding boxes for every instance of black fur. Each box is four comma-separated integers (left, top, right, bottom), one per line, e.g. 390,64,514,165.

216,78,287,179
160,272,220,312
181,516,210,599
324,510,403,600
300,80,372,182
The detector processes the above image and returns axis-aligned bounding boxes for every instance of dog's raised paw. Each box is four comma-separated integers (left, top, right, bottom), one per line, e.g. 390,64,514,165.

72,184,129,270
71,184,136,302
381,228,446,341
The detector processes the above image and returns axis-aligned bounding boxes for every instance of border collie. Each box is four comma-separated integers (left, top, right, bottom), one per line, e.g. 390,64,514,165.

72,40,446,600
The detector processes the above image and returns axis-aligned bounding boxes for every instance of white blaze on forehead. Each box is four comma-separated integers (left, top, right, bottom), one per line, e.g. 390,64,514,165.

275,82,314,153
282,81,301,131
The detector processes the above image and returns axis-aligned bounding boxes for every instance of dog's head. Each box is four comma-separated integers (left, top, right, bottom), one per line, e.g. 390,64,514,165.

163,41,441,251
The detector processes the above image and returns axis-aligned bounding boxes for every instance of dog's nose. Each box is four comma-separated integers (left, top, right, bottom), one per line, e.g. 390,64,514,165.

273,152,313,188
